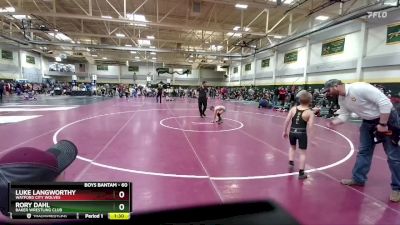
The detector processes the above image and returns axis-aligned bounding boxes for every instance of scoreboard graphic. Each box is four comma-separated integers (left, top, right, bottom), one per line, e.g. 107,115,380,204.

8,182,132,220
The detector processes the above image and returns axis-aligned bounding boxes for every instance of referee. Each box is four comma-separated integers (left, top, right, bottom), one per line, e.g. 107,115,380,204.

198,81,208,118
156,83,163,103
323,79,400,202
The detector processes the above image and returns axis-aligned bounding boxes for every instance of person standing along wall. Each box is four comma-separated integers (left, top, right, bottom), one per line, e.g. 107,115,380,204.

279,87,287,106
0,80,4,100
273,88,279,106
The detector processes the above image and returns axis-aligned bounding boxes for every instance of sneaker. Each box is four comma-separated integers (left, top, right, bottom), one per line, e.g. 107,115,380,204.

340,179,364,186
390,190,400,202
203,113,206,117
200,115,203,118
288,165,294,172
298,173,308,180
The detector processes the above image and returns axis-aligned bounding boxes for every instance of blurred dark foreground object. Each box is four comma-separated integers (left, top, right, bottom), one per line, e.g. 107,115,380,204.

0,140,78,216
31,200,300,225
3,200,301,225
130,200,301,225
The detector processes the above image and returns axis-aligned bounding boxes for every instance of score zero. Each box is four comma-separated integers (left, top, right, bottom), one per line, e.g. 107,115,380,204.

367,11,387,19
116,191,126,211
117,191,125,199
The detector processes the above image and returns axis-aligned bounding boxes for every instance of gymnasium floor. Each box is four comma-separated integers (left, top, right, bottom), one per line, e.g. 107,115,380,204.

1,96,400,225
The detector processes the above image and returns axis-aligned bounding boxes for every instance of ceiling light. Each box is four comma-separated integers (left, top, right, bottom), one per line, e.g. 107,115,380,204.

86,48,90,52
77,41,81,44
149,46,156,49
134,23,147,27
55,57,61,62
272,35,284,39
116,33,125,37
128,14,148,22
233,26,249,32
138,39,151,46
102,57,107,60
0,7,15,12
125,44,132,47
227,32,241,37
269,0,294,4
147,35,155,39
130,51,137,54
150,52,156,55
135,56,140,59
6,7,15,12
152,57,157,60
210,45,223,51
190,55,194,58
91,54,98,57
188,60,193,63
315,15,329,21
235,3,248,9
71,41,75,44
384,0,398,6
48,32,72,42
101,15,113,19
133,14,147,22
54,29,58,32
57,33,71,41
12,15,27,20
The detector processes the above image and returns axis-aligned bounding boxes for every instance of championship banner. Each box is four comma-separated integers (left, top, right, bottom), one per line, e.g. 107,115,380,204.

284,50,298,64
321,37,345,56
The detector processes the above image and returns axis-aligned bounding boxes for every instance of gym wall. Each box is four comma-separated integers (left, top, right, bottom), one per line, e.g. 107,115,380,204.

227,8,400,88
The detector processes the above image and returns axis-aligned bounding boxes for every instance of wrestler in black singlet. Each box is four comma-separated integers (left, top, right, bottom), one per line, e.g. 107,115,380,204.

289,107,309,149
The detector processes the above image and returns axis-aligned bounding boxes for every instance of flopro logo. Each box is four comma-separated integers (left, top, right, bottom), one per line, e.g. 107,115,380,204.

367,11,388,19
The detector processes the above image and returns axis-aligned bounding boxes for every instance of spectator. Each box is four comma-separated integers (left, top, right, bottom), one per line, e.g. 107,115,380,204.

0,80,4,100
258,96,271,109
279,87,287,106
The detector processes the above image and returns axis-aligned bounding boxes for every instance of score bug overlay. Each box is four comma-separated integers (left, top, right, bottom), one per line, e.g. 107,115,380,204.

8,182,132,220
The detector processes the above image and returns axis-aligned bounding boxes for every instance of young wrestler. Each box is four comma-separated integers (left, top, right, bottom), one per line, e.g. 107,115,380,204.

282,90,315,179
210,105,226,124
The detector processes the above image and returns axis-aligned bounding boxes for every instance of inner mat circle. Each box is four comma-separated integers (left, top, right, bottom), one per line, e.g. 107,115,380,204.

159,116,244,132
